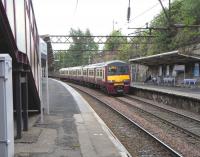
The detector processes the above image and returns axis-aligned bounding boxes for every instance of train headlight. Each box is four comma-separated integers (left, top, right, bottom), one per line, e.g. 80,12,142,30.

124,80,130,84
108,80,115,83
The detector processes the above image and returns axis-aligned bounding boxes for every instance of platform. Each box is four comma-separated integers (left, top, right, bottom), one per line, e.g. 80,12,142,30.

131,82,200,101
15,78,130,157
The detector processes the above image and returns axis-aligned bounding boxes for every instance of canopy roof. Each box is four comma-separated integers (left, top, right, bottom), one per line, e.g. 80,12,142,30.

129,50,200,66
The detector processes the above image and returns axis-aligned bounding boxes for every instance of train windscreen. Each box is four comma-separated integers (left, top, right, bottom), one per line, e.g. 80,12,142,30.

108,65,129,75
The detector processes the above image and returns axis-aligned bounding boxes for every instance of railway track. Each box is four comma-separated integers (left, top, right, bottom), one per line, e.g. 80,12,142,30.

119,95,200,139
66,82,184,157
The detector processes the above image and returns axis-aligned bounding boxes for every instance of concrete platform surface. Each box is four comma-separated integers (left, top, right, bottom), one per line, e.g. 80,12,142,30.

131,82,200,100
15,78,130,157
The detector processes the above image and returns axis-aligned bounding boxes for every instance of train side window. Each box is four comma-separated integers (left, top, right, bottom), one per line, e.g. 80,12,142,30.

102,70,104,79
100,70,102,77
89,70,91,76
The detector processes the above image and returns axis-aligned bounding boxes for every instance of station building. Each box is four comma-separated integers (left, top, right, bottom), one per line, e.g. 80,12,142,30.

0,0,48,140
129,43,200,86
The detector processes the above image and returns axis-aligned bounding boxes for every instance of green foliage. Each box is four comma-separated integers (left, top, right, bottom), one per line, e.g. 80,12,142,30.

112,0,200,61
132,0,200,57
117,44,131,61
103,30,127,51
55,0,200,67
54,28,98,69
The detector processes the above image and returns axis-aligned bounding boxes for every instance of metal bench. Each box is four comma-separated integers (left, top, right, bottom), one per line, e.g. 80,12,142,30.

183,79,197,85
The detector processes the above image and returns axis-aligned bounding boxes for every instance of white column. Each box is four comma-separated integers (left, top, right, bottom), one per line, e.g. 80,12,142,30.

0,54,14,157
46,60,49,114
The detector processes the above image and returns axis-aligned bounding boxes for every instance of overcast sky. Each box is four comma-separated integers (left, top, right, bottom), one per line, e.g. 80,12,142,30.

32,0,170,36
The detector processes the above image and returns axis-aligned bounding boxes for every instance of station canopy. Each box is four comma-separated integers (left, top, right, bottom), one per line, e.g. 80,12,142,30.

129,50,200,66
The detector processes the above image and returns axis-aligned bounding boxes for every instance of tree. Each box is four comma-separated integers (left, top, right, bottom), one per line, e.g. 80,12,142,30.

66,28,98,67
103,30,127,51
135,0,200,56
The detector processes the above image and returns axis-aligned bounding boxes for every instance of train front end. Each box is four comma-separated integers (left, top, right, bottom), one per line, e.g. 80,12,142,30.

106,62,130,94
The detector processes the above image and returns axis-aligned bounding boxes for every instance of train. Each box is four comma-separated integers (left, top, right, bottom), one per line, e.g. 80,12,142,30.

59,60,131,94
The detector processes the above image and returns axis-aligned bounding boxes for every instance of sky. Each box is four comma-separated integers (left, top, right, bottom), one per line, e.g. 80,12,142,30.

32,0,170,36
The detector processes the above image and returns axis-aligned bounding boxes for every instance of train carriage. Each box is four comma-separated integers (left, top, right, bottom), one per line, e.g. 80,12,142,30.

59,60,131,94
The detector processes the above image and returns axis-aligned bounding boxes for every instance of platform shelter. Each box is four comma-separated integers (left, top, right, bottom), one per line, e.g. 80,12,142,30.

129,45,200,86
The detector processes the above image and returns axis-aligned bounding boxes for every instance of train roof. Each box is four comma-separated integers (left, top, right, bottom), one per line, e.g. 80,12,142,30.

104,60,127,65
59,60,128,71
83,62,105,69
59,68,68,71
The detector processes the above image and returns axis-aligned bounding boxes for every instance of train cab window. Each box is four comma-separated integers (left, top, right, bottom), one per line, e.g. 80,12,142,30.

108,66,117,75
119,66,129,74
108,66,129,75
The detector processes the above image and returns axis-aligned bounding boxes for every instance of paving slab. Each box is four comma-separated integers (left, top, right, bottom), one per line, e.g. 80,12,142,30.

15,78,130,157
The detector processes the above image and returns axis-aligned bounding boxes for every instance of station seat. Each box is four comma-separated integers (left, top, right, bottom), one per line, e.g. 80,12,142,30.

183,78,197,86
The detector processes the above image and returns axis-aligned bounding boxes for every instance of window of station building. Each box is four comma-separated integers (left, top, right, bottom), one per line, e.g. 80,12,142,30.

7,0,15,37
166,65,170,76
194,63,199,77
2,0,5,7
159,66,162,76
15,0,26,53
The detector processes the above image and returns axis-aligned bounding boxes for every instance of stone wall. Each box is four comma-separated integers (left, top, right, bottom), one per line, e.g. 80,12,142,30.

130,87,200,114
180,43,200,57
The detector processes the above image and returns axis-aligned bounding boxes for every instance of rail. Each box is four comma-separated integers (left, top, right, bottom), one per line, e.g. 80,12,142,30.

68,83,183,157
